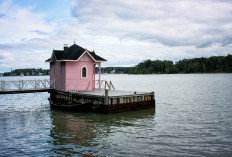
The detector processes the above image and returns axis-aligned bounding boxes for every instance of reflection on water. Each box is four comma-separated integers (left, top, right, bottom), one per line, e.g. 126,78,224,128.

49,109,155,156
49,111,97,156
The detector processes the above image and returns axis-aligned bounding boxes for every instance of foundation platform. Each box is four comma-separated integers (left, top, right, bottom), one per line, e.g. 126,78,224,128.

49,89,155,113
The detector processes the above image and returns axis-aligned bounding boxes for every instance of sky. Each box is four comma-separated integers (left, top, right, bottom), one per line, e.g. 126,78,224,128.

0,0,232,72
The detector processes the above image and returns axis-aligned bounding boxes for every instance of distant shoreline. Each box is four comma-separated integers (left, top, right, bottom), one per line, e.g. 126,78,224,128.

2,54,232,76
1,72,232,78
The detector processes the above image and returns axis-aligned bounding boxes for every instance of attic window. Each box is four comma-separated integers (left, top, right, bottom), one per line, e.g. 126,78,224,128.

82,66,87,78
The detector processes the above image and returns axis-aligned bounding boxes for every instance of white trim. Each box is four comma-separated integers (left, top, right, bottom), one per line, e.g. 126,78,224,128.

56,60,106,62
81,65,88,79
77,50,97,62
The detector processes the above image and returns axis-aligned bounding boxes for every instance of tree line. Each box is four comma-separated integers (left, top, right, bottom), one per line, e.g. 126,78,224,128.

96,67,131,74
2,54,232,76
130,54,232,74
3,68,49,76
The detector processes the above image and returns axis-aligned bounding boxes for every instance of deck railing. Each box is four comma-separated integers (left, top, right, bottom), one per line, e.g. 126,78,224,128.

94,80,115,90
0,79,55,92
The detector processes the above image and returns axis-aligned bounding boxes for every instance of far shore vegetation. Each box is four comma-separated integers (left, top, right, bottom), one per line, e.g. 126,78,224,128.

3,68,49,76
129,54,232,74
2,54,232,76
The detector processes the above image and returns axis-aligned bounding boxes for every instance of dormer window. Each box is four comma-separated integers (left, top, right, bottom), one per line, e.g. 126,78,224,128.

81,66,87,78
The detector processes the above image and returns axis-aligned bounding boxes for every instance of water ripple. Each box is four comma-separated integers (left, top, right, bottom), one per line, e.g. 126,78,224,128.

1,74,232,156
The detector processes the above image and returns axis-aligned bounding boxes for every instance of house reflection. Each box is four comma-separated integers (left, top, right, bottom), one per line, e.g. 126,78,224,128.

49,111,97,147
91,108,156,126
49,108,155,155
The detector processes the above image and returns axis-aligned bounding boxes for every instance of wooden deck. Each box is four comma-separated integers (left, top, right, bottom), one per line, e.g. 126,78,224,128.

78,89,153,97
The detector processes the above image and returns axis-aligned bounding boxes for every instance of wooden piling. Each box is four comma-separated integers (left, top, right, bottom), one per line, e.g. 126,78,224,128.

105,89,109,105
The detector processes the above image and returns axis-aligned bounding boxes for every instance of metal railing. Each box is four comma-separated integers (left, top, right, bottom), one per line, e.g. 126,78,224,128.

0,79,55,92
68,82,78,92
94,80,104,89
94,80,115,90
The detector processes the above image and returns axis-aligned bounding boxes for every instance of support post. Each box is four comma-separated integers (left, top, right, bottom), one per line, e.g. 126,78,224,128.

93,64,95,90
105,89,109,105
21,80,24,91
1,80,4,91
35,80,37,89
53,79,56,89
98,62,101,90
1,80,2,91
151,91,155,100
19,80,21,90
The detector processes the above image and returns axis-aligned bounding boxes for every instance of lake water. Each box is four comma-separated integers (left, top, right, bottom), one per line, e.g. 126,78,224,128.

0,74,232,156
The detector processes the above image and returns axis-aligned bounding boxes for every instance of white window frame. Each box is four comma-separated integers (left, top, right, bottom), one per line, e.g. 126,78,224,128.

81,65,88,78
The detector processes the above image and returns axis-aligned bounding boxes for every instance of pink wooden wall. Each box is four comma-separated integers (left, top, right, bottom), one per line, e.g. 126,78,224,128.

50,62,66,91
61,62,66,91
65,61,94,91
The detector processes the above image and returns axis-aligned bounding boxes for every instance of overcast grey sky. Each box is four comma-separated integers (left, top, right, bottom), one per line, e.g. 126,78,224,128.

0,0,232,72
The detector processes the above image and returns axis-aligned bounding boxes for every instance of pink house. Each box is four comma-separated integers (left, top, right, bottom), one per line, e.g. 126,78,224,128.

46,43,106,92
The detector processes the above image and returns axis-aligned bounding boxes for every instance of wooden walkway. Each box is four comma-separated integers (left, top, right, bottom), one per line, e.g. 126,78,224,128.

0,79,55,94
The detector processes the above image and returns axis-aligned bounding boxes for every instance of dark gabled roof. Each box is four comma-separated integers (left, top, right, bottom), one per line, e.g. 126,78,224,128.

54,50,64,60
45,58,51,62
45,50,64,62
89,51,106,61
45,44,107,62
64,44,85,60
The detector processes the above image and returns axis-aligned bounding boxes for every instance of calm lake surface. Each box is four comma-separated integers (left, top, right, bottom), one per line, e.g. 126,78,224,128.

0,74,232,156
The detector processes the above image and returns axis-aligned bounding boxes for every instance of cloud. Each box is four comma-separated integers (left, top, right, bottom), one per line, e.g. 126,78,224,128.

31,30,50,35
0,0,54,43
64,0,232,66
0,52,14,60
0,0,232,72
70,0,232,48
0,52,15,65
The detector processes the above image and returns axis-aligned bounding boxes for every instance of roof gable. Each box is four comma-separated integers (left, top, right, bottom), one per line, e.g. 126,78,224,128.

78,51,95,62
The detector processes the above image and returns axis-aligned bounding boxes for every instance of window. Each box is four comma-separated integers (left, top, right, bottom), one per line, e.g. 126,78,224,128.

82,66,87,78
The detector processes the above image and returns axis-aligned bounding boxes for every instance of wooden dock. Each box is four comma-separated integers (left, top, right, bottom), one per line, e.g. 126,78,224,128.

49,89,155,113
0,78,155,113
0,79,55,94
